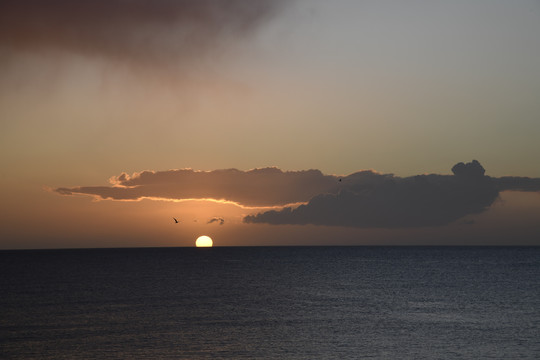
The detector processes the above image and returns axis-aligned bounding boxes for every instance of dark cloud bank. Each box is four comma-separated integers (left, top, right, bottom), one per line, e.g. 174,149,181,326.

56,167,338,207
0,0,285,61
247,161,494,228
56,161,540,228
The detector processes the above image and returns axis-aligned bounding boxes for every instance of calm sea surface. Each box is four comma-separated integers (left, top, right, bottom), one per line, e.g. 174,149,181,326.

1,247,539,359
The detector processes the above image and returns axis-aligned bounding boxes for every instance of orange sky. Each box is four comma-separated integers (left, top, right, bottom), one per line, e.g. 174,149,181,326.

1,0,540,248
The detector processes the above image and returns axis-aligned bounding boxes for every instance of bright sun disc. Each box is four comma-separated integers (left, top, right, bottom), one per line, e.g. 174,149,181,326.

196,235,213,247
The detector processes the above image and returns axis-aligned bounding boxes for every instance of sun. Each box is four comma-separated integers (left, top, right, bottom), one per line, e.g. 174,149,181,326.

195,235,213,247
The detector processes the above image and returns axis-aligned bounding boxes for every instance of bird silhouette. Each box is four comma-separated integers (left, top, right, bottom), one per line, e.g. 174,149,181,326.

173,217,179,223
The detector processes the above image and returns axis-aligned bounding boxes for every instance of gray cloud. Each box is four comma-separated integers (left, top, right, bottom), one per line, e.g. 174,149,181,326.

493,177,540,192
207,217,225,225
244,161,540,228
0,0,286,62
55,161,540,228
55,167,339,207
451,160,485,178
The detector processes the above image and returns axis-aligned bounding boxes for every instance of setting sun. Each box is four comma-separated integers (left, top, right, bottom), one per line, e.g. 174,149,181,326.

195,235,213,247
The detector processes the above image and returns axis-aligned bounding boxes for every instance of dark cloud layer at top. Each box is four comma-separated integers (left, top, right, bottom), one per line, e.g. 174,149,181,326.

55,161,540,228
0,0,285,62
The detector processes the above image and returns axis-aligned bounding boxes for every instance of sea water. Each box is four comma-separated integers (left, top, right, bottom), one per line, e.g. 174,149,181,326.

1,247,539,359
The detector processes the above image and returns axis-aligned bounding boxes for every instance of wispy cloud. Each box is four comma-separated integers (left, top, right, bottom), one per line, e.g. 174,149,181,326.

207,217,225,225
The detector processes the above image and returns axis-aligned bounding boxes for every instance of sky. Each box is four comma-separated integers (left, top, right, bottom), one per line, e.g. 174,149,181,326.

1,0,539,249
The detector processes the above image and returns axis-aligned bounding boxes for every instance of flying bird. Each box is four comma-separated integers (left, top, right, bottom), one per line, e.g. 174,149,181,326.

173,217,179,223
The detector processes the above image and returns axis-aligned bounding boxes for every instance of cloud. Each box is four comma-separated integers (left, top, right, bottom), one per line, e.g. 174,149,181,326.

0,0,286,63
207,217,225,225
244,160,540,228
55,167,339,207
451,159,485,178
55,160,540,228
493,177,540,192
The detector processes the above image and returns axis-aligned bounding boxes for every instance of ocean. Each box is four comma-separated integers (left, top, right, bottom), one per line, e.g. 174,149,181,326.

1,247,539,359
